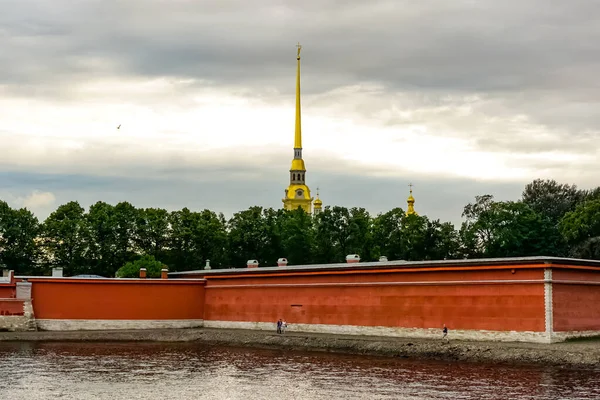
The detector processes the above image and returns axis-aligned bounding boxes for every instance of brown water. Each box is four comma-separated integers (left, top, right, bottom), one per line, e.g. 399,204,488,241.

0,342,598,399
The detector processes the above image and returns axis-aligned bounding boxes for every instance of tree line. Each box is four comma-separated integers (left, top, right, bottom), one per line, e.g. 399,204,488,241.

0,179,599,277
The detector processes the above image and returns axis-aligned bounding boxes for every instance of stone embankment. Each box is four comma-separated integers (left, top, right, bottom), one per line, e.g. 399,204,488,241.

1,328,599,367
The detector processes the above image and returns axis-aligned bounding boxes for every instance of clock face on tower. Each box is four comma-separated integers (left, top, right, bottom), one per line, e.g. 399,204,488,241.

295,189,304,198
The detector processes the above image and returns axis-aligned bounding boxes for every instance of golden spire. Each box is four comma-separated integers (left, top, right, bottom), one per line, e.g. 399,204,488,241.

406,183,417,216
295,42,302,149
290,42,305,172
283,43,312,214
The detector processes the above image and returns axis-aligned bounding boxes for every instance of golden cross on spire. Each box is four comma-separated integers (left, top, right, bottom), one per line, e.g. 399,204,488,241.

296,42,302,58
316,186,320,195
408,183,413,190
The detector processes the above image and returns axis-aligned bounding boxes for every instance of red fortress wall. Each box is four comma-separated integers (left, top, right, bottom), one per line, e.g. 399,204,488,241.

1,271,31,330
173,260,553,342
204,267,544,331
6,257,600,342
172,257,600,343
552,267,600,334
0,271,16,298
27,277,206,331
0,285,15,299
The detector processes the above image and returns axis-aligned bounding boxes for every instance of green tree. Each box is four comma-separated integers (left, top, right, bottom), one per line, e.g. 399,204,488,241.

116,255,165,278
461,196,554,258
134,207,170,260
484,201,553,257
0,202,40,274
227,206,275,267
423,219,460,260
347,207,373,261
559,199,600,259
86,201,134,277
401,214,429,261
262,207,286,265
521,179,586,256
40,201,89,276
522,179,584,224
312,206,374,262
280,208,313,265
112,201,139,265
584,186,600,202
168,208,228,271
371,208,405,261
460,194,495,257
312,206,336,263
193,209,228,268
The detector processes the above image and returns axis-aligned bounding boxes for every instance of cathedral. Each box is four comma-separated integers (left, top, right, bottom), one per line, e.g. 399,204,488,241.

282,44,322,215
281,44,413,217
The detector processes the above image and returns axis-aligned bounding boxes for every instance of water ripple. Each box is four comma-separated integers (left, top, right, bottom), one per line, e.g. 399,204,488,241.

0,342,598,399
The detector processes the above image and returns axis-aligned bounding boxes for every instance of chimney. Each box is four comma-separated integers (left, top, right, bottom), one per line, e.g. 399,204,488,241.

346,254,360,264
204,259,211,270
247,259,259,268
1,270,13,284
139,268,147,279
277,258,288,267
161,268,168,279
379,256,388,262
52,267,63,277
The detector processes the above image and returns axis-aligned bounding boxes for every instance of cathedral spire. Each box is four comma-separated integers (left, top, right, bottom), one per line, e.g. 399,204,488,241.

295,42,302,149
283,43,313,214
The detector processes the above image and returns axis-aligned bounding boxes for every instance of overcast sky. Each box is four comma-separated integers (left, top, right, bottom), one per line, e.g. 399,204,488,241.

1,0,599,226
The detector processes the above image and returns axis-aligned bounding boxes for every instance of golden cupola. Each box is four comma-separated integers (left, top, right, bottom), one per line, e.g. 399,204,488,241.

406,183,418,216
313,188,323,215
282,43,313,213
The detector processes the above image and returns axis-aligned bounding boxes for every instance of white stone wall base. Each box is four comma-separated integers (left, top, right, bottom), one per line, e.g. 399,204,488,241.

204,320,554,343
0,300,36,332
551,330,600,342
0,316,34,332
36,319,204,331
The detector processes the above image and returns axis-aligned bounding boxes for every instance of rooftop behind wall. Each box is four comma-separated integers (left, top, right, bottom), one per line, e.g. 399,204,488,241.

169,256,600,278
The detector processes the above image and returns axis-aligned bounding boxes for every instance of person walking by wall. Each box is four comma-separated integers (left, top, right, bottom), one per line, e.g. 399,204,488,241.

281,320,288,334
277,319,283,334
442,324,449,341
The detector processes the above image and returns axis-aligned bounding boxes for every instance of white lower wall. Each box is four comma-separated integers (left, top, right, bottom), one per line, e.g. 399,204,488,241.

0,315,33,332
0,300,36,332
36,319,204,331
551,330,600,342
203,320,554,343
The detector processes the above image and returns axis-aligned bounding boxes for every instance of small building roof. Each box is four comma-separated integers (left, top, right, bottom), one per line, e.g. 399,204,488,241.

168,256,600,277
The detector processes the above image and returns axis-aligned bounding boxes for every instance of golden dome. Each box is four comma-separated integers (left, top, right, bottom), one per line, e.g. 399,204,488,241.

290,158,306,171
406,186,417,216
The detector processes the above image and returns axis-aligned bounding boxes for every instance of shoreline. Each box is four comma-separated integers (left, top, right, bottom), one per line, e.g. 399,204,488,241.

1,328,599,367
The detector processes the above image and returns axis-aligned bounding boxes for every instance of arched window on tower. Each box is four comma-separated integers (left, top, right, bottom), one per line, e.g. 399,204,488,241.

302,174,305,181
293,173,296,181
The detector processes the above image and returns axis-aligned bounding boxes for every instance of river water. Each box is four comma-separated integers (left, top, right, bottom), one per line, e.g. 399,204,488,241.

0,342,598,399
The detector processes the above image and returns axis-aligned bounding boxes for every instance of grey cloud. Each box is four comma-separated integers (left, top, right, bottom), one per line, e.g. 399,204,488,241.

3,1,600,93
2,0,600,183
0,166,527,227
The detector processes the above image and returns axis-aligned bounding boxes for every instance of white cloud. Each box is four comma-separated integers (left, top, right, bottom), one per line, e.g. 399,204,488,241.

1,0,600,224
1,78,597,190
21,191,56,209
